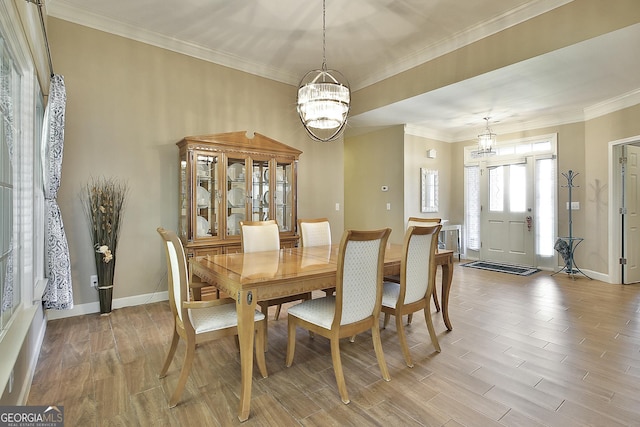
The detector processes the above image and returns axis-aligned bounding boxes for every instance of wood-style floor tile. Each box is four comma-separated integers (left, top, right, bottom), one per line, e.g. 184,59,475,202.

26,266,640,426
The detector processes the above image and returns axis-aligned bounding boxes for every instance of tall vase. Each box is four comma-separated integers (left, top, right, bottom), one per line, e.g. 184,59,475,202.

96,253,116,315
98,285,113,315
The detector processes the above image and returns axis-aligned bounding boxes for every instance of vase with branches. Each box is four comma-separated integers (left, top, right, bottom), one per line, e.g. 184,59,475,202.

82,177,128,314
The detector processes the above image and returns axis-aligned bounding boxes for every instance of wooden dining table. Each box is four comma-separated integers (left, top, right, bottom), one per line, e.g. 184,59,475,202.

190,244,454,421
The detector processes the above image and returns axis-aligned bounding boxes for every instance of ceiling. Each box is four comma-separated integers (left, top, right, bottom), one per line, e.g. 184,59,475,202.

47,0,640,141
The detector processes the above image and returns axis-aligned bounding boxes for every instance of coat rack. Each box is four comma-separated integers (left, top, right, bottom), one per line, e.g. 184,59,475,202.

553,170,591,279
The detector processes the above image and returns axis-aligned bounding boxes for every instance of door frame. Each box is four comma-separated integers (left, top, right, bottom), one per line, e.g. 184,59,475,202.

464,133,557,269
609,135,640,284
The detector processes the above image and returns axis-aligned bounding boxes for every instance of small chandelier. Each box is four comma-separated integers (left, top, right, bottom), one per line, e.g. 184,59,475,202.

297,0,350,142
477,117,497,155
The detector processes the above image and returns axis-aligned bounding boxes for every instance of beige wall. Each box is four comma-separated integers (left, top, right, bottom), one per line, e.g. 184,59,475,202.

49,18,344,305
404,134,455,224
583,104,640,274
344,126,405,244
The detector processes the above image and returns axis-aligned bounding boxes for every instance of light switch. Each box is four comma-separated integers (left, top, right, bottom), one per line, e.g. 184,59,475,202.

386,203,391,211
335,203,340,211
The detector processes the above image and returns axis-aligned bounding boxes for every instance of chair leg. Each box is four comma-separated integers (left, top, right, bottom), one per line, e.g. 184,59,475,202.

285,317,297,367
432,285,441,312
371,324,391,382
383,312,390,329
159,329,180,378
407,313,413,325
254,322,268,378
258,301,269,350
423,307,441,353
274,304,282,320
168,341,196,408
330,337,350,404
395,313,414,368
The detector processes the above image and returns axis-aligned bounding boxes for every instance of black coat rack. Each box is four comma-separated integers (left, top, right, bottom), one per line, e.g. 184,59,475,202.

553,170,591,279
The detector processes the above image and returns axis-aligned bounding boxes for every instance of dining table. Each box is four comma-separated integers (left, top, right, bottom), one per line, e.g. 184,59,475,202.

190,244,454,421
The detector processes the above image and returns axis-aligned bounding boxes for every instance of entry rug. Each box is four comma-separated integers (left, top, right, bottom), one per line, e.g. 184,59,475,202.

462,261,540,276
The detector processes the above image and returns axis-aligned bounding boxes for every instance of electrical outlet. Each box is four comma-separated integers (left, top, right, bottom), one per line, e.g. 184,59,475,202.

90,274,98,288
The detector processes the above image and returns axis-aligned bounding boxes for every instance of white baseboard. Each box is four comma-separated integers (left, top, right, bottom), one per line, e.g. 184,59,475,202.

46,291,169,320
552,265,609,283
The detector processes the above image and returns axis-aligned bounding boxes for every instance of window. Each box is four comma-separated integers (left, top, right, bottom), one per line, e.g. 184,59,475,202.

465,165,480,251
0,31,21,333
0,2,45,337
488,166,504,212
509,164,526,213
536,157,556,257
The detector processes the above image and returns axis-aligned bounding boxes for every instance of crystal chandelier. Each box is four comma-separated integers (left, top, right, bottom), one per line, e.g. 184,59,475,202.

477,117,497,155
297,0,350,142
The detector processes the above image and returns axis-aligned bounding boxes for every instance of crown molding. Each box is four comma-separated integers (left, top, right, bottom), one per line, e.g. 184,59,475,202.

47,0,571,90
584,88,640,120
46,1,299,85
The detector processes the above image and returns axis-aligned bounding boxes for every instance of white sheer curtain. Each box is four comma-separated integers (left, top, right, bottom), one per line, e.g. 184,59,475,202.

42,75,73,310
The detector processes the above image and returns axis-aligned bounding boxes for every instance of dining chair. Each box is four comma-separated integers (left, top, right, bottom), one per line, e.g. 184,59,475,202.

298,218,335,297
298,218,332,247
407,216,441,227
387,216,443,314
239,220,312,331
381,224,442,368
156,227,267,408
286,228,392,404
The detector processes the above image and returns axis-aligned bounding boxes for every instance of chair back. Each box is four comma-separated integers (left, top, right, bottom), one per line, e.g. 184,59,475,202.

298,218,331,247
334,228,391,326
157,227,189,325
239,220,280,253
402,225,441,305
407,217,441,228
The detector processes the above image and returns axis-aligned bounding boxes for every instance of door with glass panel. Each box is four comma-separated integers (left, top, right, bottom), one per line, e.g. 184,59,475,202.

481,161,535,265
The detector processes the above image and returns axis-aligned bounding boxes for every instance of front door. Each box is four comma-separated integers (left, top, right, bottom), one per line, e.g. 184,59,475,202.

481,160,535,266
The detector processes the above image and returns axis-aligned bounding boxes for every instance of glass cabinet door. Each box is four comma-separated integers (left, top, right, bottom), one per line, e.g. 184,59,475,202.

274,161,294,232
251,159,270,222
194,152,220,239
179,155,188,241
226,156,247,236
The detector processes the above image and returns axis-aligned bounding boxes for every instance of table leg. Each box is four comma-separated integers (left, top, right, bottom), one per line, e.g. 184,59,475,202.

440,257,454,331
237,290,257,422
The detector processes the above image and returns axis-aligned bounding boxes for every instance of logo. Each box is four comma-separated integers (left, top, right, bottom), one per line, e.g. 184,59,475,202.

0,405,64,427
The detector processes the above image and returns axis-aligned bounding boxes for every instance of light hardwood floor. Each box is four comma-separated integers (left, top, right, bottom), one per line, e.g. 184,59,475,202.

27,265,640,426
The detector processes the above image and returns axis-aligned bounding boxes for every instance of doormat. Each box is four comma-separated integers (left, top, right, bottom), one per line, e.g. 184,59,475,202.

462,261,540,276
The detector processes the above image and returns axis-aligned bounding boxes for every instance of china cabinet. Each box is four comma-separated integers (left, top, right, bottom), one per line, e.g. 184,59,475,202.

177,131,301,258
